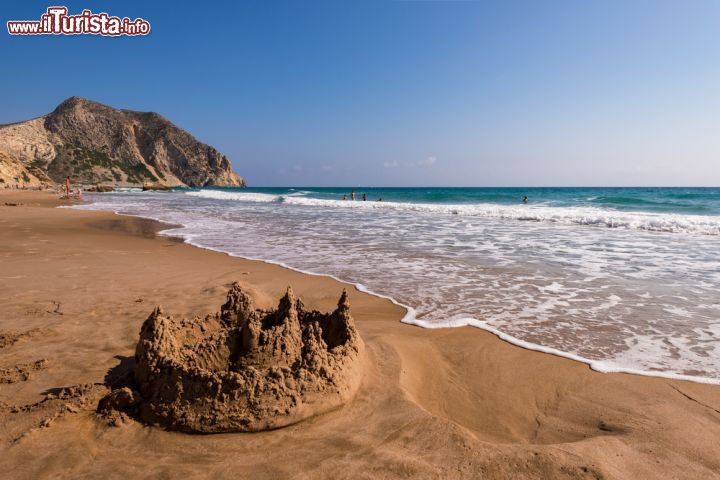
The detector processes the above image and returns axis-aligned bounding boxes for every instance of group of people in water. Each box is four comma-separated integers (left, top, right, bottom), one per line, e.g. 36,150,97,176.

342,191,382,202
339,190,529,204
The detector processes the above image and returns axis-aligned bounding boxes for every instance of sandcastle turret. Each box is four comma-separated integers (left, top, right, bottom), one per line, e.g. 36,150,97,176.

338,289,350,312
220,282,253,326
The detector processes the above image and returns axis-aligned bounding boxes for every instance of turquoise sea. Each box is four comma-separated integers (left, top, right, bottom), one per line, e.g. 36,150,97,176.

218,186,720,216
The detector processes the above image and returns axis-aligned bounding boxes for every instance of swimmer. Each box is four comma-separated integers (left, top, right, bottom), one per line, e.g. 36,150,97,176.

522,195,529,204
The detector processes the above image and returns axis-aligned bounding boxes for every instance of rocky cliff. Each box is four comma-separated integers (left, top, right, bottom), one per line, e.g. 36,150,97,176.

0,97,245,188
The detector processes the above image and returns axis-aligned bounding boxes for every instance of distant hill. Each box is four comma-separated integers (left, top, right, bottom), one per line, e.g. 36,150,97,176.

0,97,245,188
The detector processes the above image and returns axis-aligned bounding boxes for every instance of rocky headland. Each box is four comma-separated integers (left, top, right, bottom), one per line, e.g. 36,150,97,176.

0,97,245,189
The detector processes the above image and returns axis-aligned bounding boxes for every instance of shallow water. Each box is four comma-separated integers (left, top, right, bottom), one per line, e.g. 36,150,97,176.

74,187,720,383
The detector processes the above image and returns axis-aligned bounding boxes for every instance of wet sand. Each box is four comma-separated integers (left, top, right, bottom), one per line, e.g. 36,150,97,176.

1,190,719,479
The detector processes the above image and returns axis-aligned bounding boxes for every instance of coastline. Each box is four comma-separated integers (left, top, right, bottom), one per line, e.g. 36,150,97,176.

76,191,720,386
1,190,720,479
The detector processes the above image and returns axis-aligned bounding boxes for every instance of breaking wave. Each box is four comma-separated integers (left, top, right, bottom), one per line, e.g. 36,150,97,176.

186,189,720,235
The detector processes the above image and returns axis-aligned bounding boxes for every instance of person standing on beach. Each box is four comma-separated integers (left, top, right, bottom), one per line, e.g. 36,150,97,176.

65,176,71,198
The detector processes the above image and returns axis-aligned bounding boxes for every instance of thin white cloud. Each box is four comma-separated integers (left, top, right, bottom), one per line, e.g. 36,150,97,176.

417,156,437,167
383,156,438,169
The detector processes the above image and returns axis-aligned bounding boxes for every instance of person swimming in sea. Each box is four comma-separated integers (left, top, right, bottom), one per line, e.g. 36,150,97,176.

377,198,383,202
342,194,347,200
522,195,529,204
351,191,356,201
362,193,367,201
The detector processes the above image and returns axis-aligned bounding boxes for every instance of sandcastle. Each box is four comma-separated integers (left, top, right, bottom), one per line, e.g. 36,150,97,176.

99,283,364,433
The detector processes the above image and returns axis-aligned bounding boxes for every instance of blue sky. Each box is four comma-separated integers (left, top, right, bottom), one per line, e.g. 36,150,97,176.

1,1,719,186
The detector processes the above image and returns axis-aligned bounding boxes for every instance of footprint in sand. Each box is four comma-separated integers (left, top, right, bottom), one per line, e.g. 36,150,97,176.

0,359,49,384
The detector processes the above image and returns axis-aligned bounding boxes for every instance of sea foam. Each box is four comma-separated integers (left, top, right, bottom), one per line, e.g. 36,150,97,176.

186,189,720,235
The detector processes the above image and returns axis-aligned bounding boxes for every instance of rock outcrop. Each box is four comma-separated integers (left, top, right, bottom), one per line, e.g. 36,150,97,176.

99,284,364,433
141,182,171,192
0,151,38,188
0,97,245,188
86,185,114,193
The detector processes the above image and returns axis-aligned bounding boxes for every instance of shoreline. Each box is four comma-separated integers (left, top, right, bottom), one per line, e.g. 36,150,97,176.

2,190,720,479
73,196,720,386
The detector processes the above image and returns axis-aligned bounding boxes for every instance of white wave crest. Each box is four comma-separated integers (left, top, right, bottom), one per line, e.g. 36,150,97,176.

186,190,282,203
185,189,720,235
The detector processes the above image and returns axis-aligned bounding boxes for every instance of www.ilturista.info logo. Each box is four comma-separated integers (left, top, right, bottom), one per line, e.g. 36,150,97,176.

7,6,150,36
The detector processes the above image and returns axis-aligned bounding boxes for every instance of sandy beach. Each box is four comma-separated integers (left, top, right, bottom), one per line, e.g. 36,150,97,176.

0,190,719,479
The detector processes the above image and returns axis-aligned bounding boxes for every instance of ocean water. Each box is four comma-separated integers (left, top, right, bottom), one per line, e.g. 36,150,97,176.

74,187,720,383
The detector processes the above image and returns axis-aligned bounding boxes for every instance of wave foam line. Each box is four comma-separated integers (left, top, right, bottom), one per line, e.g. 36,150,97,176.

185,189,720,235
186,190,281,203
405,316,720,385
67,201,720,386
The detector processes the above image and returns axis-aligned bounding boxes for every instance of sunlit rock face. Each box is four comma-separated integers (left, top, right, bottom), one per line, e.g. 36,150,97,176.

0,96,245,188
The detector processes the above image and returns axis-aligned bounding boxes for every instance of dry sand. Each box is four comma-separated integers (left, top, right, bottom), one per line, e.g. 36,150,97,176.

0,190,719,479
